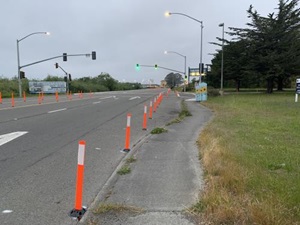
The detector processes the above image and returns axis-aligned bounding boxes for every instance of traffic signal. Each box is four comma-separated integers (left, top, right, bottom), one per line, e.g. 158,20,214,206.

64,76,67,82
69,74,72,81
135,64,140,71
199,63,204,74
92,51,96,60
154,64,158,70
55,63,59,69
20,71,25,79
185,75,187,80
63,53,67,61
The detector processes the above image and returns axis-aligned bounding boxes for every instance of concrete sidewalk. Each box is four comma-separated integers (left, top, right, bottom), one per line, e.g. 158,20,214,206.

81,94,212,225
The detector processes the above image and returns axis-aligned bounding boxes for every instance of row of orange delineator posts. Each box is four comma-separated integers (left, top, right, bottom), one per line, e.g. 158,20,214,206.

69,88,172,221
0,91,95,107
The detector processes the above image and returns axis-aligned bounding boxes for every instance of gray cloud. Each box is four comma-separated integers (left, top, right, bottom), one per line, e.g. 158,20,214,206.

1,0,279,83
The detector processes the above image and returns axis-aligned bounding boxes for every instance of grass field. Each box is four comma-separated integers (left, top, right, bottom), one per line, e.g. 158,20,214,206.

194,93,300,225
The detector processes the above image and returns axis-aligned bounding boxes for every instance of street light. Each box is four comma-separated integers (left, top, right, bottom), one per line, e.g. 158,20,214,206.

165,11,203,82
164,50,187,91
219,23,224,95
17,31,50,97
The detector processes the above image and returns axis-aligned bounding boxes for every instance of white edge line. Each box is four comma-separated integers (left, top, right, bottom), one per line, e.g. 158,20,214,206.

48,108,67,114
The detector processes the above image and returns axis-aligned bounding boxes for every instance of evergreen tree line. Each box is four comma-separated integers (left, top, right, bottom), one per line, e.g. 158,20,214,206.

0,72,142,97
208,0,300,93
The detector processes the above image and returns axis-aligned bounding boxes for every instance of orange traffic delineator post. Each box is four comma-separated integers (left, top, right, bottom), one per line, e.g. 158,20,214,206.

23,91,26,102
153,97,157,112
69,140,87,221
142,105,147,130
11,92,15,107
55,91,59,102
0,92,2,104
38,93,42,104
149,101,153,119
123,113,132,152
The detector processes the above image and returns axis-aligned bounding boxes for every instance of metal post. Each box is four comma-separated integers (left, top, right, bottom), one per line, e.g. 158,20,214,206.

17,40,22,97
199,21,203,84
218,23,225,95
184,55,186,92
16,32,50,97
221,24,224,95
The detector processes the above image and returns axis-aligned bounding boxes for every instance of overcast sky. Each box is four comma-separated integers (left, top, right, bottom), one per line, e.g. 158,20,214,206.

1,0,279,84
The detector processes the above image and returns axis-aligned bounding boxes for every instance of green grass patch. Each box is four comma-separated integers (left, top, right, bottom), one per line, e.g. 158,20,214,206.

166,100,192,126
93,203,143,214
151,127,168,134
126,156,136,164
193,93,300,225
117,165,131,175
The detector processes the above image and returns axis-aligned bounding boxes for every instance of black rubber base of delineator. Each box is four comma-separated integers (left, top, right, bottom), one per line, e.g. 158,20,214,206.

122,149,130,153
69,207,86,221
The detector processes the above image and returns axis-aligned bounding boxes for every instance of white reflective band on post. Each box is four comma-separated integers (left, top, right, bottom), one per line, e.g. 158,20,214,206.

127,115,131,127
150,101,152,107
78,144,85,165
144,105,147,113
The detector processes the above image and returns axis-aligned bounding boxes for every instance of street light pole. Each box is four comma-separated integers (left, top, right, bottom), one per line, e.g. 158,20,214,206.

219,23,224,95
17,32,50,97
164,50,187,91
165,12,203,83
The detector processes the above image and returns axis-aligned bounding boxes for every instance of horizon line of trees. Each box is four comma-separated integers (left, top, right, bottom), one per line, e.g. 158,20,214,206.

0,72,143,97
208,0,300,93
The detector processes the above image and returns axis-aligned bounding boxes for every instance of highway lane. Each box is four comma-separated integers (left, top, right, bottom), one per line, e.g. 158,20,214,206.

0,89,179,225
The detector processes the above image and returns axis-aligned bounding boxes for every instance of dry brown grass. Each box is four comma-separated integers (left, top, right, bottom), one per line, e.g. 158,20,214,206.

193,107,299,225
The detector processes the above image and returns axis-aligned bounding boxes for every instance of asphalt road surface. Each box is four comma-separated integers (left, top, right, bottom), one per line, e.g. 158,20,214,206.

0,89,178,225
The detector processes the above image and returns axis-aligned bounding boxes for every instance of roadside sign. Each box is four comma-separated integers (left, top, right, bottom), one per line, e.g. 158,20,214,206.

296,78,300,94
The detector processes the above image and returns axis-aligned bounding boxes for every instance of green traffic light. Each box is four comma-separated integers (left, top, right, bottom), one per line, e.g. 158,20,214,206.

154,64,158,70
135,64,140,70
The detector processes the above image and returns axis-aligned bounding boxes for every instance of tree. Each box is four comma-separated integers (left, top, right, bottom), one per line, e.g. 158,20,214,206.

228,0,300,93
164,73,183,88
94,73,118,91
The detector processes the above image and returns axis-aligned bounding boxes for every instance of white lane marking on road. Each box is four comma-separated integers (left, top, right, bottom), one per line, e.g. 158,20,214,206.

2,210,13,214
95,147,101,150
93,101,102,104
129,96,141,100
0,132,28,147
185,98,196,102
99,96,116,100
48,108,67,114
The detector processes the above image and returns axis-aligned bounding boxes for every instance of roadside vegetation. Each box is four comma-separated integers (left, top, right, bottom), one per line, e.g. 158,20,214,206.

0,73,142,97
166,100,192,125
150,127,168,134
117,156,137,175
193,93,300,225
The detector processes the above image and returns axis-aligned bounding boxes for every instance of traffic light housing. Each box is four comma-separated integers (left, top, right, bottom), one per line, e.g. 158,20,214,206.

154,64,158,70
199,63,204,74
63,53,67,61
92,51,96,60
69,74,72,81
55,63,59,69
64,76,67,82
135,64,140,71
20,71,25,79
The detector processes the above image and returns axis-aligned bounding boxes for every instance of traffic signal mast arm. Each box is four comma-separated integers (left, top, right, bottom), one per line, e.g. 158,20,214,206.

20,52,96,69
138,64,184,75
